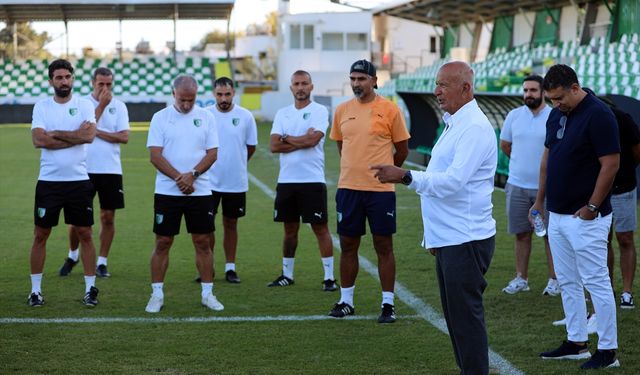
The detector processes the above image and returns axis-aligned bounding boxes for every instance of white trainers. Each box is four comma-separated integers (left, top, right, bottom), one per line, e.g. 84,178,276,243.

145,295,164,313
502,277,530,294
202,294,224,311
542,278,560,296
587,313,597,335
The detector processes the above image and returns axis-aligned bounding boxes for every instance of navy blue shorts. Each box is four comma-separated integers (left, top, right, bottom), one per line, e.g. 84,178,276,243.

335,188,396,236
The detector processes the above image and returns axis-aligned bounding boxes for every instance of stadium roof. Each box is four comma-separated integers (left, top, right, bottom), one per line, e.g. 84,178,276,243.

374,0,600,27
0,0,235,23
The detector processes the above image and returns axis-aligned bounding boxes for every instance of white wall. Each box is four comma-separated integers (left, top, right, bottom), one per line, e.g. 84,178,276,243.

558,5,579,43
513,11,535,46
234,35,277,60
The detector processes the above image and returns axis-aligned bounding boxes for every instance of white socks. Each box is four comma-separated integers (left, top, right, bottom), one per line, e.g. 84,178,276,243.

340,286,355,307
382,291,395,306
68,248,79,262
97,256,107,266
201,282,213,298
321,256,334,280
151,282,164,298
30,273,43,294
282,257,295,279
225,263,235,272
84,276,96,293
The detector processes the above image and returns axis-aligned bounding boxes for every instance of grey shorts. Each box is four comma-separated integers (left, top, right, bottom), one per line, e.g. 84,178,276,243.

611,189,637,232
505,182,548,234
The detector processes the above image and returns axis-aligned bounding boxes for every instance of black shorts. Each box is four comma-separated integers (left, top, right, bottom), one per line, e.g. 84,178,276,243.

335,188,396,236
274,183,328,224
153,194,215,236
89,173,125,210
34,180,94,228
212,191,246,218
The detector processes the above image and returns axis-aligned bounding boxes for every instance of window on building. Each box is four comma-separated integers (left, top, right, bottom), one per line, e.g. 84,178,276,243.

346,33,367,50
430,36,437,53
290,24,301,49
322,32,344,50
303,25,314,49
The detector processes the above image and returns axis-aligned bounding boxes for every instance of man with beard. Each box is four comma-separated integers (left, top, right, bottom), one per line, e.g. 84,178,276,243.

500,75,559,296
328,60,409,323
268,70,337,292
62,67,130,278
205,77,258,283
29,59,100,307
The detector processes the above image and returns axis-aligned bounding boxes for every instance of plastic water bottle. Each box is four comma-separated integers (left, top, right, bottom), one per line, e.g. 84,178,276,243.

531,209,546,237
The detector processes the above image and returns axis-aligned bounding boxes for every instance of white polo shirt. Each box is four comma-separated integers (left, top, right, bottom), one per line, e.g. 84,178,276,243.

500,104,551,189
270,101,329,183
31,96,96,182
409,99,497,248
207,105,258,192
85,95,130,174
146,105,218,196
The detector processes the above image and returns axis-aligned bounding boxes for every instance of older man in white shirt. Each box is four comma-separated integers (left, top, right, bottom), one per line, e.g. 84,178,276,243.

372,61,497,375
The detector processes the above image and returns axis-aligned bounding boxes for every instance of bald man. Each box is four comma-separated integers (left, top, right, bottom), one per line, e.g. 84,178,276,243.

145,75,223,313
371,61,497,375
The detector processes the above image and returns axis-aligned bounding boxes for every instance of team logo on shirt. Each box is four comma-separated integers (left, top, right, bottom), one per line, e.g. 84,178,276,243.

155,214,164,224
37,207,46,218
69,108,78,116
303,113,310,120
108,107,116,114
193,119,202,127
232,118,240,126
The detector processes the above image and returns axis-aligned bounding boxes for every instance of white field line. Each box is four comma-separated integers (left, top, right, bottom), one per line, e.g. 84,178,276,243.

0,314,420,324
248,170,523,375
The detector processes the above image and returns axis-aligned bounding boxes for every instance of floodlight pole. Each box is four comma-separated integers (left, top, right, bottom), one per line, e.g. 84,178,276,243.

64,20,69,58
226,10,234,82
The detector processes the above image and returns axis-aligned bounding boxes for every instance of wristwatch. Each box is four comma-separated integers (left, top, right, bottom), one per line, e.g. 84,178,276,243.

586,203,599,213
401,170,413,185
280,134,288,142
192,169,201,179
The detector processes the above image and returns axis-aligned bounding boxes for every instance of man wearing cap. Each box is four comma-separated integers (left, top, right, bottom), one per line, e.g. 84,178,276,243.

328,59,410,323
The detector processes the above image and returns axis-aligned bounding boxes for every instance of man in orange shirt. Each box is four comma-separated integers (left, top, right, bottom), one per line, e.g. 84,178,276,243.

328,60,410,323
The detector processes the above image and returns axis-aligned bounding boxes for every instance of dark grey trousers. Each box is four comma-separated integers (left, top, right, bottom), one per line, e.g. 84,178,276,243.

435,236,495,375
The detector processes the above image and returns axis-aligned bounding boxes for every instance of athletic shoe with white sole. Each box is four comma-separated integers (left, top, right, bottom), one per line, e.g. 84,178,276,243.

59,257,78,276
82,286,99,307
28,292,44,307
329,302,355,318
96,264,111,278
540,340,591,360
322,279,338,292
378,303,396,323
542,278,560,296
502,276,530,294
580,349,620,369
620,292,634,309
267,274,294,287
202,294,224,311
145,295,164,313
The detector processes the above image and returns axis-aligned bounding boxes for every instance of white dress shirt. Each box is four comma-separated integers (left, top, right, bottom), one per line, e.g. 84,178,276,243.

408,99,497,248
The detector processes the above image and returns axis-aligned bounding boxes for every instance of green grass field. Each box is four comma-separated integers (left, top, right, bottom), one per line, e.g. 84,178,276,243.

1,121,638,374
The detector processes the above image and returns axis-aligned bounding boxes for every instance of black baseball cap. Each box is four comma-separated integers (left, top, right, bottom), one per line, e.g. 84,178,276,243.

350,59,377,89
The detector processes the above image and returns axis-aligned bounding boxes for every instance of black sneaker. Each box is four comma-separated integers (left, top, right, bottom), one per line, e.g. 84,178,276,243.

194,276,202,283
59,257,78,276
329,302,355,318
620,292,635,309
225,270,241,283
83,286,99,307
580,349,620,369
28,292,44,307
267,275,294,287
378,303,396,323
96,264,111,278
540,340,591,360
322,279,338,292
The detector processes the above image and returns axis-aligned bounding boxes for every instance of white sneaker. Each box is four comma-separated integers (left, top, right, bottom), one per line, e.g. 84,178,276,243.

502,277,530,294
587,313,597,335
552,317,566,326
542,278,561,296
202,294,224,311
145,295,164,313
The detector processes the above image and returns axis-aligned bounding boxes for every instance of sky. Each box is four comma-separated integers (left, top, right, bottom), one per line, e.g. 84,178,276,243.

1,0,399,55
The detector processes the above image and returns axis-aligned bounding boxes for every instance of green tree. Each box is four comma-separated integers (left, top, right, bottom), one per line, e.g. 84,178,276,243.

193,29,234,51
0,22,51,60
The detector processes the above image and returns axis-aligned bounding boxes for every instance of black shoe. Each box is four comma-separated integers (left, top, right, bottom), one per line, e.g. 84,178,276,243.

329,302,355,318
194,276,202,283
620,292,635,309
225,270,241,283
28,292,44,307
83,286,99,307
580,349,620,369
59,257,78,276
540,340,591,360
96,264,111,278
322,279,338,292
378,303,396,323
268,275,294,287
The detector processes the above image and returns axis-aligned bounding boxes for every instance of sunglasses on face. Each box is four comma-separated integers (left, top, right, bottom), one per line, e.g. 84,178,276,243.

557,115,567,139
